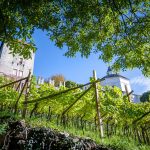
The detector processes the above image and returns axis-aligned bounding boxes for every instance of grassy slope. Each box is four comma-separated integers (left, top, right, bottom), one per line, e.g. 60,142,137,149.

0,111,150,150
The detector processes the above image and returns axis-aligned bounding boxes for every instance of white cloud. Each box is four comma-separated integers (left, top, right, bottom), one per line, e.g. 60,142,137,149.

130,76,150,94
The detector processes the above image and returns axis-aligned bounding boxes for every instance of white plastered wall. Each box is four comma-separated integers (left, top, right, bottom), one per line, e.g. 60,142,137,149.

0,44,34,77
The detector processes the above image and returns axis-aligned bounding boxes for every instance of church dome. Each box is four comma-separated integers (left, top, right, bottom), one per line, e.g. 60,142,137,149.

101,67,129,81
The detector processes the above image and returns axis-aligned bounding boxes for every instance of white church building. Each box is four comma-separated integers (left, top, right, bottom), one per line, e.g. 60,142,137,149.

101,67,132,94
100,67,140,103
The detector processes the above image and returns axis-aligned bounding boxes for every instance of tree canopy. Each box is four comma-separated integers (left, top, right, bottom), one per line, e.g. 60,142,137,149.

0,0,150,75
65,80,78,88
51,74,65,87
140,91,150,102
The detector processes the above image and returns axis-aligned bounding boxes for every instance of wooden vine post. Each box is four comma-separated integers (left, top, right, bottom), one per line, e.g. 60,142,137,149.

93,70,104,138
14,77,29,114
125,85,132,102
22,71,31,118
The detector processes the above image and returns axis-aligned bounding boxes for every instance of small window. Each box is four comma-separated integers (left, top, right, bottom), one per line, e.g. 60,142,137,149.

19,58,23,65
13,69,17,76
18,70,23,77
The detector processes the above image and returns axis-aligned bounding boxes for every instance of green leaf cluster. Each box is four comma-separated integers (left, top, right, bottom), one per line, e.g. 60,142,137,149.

0,0,149,75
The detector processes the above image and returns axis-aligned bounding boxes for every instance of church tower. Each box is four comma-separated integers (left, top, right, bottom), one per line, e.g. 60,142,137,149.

107,66,113,75
0,43,35,78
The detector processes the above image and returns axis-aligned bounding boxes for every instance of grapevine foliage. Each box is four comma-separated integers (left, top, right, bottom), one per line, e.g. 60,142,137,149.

0,76,150,145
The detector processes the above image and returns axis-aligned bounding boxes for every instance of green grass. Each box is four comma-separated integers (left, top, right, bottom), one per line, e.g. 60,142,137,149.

101,136,150,150
25,117,150,150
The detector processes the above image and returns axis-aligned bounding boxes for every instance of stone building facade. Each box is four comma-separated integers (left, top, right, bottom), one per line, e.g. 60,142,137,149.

0,43,35,78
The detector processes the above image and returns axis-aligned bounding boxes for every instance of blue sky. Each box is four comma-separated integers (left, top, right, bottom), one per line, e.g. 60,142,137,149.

33,30,150,95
